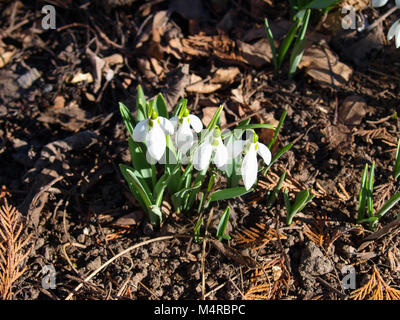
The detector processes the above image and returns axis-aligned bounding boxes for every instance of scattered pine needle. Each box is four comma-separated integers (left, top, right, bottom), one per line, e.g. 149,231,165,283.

0,197,32,300
350,266,400,300
244,257,290,300
233,223,287,250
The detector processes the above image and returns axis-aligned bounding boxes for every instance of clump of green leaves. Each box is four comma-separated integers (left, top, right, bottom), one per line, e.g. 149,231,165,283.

358,154,400,230
119,86,285,229
284,187,315,225
265,0,340,78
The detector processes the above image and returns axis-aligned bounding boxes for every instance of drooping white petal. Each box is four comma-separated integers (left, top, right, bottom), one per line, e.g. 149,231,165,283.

257,142,272,165
169,116,179,130
213,140,229,169
193,142,213,171
388,19,400,40
175,121,194,153
132,119,148,142
158,117,174,136
241,147,258,191
146,123,166,161
372,0,389,7
227,139,246,160
145,150,157,165
188,114,203,133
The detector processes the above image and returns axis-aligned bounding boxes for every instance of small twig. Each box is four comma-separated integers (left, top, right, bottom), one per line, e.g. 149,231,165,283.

316,276,348,299
65,235,183,300
365,6,398,33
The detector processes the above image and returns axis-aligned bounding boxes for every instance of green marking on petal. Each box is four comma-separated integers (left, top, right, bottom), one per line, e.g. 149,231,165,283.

213,127,221,138
253,132,259,143
151,109,158,120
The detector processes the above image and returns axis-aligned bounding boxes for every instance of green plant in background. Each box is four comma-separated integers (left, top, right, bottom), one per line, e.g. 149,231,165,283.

284,187,315,225
265,0,341,78
357,154,400,230
119,85,283,231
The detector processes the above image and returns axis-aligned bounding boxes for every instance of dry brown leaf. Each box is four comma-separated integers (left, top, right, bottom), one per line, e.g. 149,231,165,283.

0,50,15,69
202,106,227,127
103,53,124,65
186,67,239,94
322,124,353,154
338,95,367,126
112,211,143,227
299,44,353,88
51,96,65,109
237,38,272,67
211,67,240,84
167,34,271,67
67,72,94,84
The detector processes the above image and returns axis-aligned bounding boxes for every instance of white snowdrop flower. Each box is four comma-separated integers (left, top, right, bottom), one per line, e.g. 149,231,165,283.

388,19,400,48
193,127,228,171
170,109,203,154
132,109,174,161
372,0,389,7
228,131,272,191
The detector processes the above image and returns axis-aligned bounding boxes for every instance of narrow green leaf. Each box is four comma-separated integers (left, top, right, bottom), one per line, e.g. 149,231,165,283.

119,102,135,135
194,217,203,243
376,191,400,219
283,189,291,215
209,187,251,202
394,137,400,180
263,144,293,175
367,161,375,217
136,85,147,122
120,165,153,207
155,93,169,118
277,18,301,68
287,189,310,225
216,206,231,241
289,9,310,79
268,109,287,149
128,137,152,180
264,17,278,70
357,163,369,221
267,171,286,208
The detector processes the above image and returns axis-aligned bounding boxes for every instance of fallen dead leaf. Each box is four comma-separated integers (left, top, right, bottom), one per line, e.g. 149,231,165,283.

210,67,240,84
202,106,227,127
67,72,94,84
103,53,124,65
322,124,353,154
0,49,15,68
86,48,105,93
161,64,190,110
51,96,65,109
299,43,353,88
113,211,143,227
338,95,367,126
167,34,271,67
186,67,239,94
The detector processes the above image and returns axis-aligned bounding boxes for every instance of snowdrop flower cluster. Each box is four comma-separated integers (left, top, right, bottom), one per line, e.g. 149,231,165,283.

372,0,400,47
131,107,271,191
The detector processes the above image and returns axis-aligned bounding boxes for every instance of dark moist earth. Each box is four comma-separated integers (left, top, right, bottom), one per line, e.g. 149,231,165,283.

1,0,400,300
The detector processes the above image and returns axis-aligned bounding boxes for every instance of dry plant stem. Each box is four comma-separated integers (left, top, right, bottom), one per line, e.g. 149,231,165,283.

65,235,181,300
365,6,398,33
201,207,214,300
